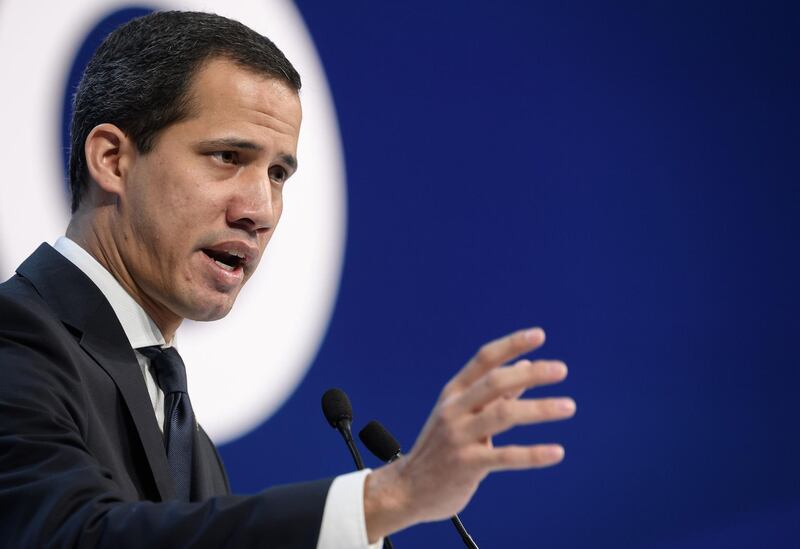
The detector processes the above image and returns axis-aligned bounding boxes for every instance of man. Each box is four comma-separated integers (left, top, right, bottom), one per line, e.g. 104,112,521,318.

0,11,575,548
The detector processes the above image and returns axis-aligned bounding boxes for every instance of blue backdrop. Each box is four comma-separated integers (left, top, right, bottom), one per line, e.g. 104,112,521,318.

53,1,800,547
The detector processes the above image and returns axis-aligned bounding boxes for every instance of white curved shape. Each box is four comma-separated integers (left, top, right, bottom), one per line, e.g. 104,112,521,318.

0,0,347,445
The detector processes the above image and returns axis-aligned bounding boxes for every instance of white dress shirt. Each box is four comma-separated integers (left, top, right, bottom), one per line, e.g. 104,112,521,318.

53,236,380,549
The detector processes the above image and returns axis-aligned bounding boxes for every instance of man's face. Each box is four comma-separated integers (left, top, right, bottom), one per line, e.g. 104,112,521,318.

116,57,302,323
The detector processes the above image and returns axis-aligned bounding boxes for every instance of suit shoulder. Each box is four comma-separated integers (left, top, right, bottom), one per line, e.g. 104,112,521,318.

0,273,85,393
0,273,68,338
0,274,90,431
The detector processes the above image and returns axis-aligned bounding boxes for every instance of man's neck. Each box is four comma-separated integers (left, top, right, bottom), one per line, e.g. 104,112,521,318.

65,215,182,342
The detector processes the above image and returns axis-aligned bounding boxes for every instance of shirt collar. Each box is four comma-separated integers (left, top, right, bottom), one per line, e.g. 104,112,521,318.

53,236,168,349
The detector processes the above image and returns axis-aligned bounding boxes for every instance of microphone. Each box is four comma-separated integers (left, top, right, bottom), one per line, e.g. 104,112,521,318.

321,390,395,549
359,420,480,549
358,420,401,463
321,388,365,470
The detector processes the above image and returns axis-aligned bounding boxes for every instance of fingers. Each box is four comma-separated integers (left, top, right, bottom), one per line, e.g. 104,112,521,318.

503,385,526,401
453,359,568,413
482,444,566,471
444,327,546,397
462,397,576,441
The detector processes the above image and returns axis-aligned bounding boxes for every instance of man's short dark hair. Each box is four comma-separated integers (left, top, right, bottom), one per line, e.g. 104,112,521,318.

68,10,301,213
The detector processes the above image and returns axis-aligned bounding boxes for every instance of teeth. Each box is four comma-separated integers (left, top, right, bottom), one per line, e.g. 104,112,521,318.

226,249,245,259
214,260,234,271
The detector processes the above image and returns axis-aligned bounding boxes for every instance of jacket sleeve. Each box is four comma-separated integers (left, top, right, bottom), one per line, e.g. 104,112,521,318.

0,292,332,549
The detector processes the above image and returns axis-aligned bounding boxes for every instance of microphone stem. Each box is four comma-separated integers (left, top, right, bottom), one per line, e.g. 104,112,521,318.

344,433,365,470
451,514,479,548
336,420,366,470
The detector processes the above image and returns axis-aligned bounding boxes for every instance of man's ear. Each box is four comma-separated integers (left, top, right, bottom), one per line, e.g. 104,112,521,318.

84,123,135,198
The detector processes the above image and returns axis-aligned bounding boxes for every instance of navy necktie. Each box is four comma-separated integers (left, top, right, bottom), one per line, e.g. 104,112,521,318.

138,346,194,501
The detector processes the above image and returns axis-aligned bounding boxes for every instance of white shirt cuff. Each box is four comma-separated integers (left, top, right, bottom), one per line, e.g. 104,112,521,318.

316,469,384,549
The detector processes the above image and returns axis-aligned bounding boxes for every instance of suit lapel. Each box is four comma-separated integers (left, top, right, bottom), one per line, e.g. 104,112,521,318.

79,317,176,500
17,243,175,501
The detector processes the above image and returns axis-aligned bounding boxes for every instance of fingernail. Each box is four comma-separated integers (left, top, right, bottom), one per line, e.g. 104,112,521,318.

544,446,565,460
557,399,576,413
525,328,543,341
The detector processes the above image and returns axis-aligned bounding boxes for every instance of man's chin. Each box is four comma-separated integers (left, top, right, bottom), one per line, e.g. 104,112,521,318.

178,295,237,322
187,309,232,322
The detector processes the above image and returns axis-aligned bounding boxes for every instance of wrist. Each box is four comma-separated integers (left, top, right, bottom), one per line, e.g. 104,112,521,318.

363,458,417,543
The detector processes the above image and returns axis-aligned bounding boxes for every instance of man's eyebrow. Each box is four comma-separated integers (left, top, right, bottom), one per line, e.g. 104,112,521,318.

197,138,264,151
279,153,298,172
197,139,297,171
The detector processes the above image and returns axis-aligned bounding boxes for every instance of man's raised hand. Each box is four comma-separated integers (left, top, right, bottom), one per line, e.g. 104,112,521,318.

363,327,576,541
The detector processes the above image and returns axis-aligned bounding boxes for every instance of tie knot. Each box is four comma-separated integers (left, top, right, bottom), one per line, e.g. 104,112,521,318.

138,346,188,394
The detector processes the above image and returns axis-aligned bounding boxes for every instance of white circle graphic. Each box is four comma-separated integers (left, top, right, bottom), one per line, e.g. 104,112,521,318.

0,0,347,444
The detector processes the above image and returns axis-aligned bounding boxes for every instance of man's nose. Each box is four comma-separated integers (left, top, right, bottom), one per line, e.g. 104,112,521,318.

226,175,276,234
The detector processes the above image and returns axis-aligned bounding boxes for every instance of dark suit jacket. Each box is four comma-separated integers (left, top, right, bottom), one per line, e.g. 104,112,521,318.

0,244,332,548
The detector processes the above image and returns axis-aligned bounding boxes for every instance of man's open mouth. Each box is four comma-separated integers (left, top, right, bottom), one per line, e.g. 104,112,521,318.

202,249,245,272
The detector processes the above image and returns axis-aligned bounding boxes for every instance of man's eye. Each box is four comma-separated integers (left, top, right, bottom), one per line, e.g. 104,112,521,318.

269,166,288,184
211,151,239,165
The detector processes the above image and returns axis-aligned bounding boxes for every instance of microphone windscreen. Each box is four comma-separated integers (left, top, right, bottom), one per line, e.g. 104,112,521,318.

359,420,401,462
321,388,353,427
